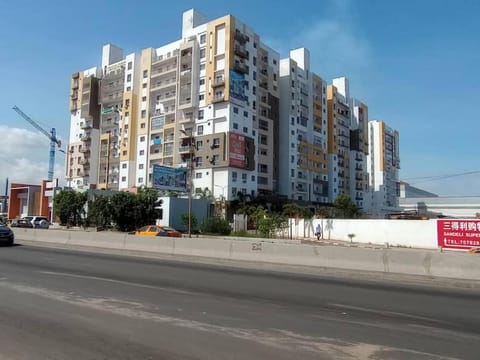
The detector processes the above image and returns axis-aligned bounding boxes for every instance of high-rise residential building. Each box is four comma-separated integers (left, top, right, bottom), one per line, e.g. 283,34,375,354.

66,9,280,201
65,8,400,214
327,77,369,207
365,120,401,216
279,48,329,202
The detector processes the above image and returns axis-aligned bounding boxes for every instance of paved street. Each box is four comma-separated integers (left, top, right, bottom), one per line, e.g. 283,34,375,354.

0,244,478,359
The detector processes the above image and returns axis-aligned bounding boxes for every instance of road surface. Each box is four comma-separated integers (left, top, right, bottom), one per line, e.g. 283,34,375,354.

0,244,478,359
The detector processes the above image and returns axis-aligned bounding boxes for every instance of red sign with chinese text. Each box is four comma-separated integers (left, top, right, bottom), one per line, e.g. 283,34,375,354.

229,132,246,168
437,219,480,250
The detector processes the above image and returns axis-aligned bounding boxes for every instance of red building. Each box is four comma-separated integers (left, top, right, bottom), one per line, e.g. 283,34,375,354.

8,180,56,221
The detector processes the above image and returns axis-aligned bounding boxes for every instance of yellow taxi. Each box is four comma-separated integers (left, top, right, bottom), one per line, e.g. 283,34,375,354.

135,225,182,237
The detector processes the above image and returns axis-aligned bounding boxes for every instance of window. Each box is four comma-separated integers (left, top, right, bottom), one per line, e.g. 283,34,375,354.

200,48,206,58
200,34,206,44
127,86,131,91
242,173,247,182
139,164,144,169
141,123,146,129
252,129,256,136
141,110,146,118
142,83,147,88
200,63,205,71
123,150,127,156
127,74,132,82
199,94,204,101
291,169,295,177
243,111,248,118
195,172,202,179
273,74,277,81
233,123,238,129
253,56,256,66
122,176,127,182
139,150,145,156
232,187,237,196
233,107,239,114
252,86,256,95
199,78,205,85
232,172,238,181
243,127,248,133
142,96,147,102
253,71,256,80
196,140,203,149
273,59,277,65
261,149,267,156
213,138,220,147
251,175,255,181
198,110,204,120
143,70,148,78
197,125,204,135
260,135,268,145
212,154,219,162
138,177,144,183
127,62,132,70
122,163,127,169
140,136,145,142
196,156,203,166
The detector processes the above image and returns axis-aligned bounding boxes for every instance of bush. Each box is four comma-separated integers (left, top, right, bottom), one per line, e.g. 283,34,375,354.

201,217,231,235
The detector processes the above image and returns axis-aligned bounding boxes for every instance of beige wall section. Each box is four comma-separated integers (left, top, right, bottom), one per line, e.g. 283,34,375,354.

70,72,83,113
120,91,137,162
97,133,111,189
138,48,152,136
327,85,336,154
379,121,385,171
206,15,233,105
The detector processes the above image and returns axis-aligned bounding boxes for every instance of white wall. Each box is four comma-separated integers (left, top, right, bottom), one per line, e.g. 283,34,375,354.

291,218,438,249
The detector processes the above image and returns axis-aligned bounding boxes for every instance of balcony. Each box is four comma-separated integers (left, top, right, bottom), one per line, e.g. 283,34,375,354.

79,158,89,166
212,74,225,87
234,45,248,59
80,121,92,130
234,62,249,75
234,30,249,44
80,134,91,142
78,171,89,177
178,145,192,154
79,147,91,153
150,65,177,79
150,79,176,92
212,94,224,103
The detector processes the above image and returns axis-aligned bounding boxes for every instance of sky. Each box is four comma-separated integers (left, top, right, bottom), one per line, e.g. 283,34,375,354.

0,0,479,196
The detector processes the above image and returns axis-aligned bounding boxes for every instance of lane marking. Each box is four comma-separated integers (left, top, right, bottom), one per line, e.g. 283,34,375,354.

37,270,196,296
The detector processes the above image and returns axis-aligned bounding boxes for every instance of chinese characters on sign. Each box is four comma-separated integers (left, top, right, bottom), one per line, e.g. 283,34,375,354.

437,219,480,250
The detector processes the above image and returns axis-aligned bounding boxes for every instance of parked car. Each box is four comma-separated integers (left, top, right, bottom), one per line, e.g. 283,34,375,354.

11,219,34,228
135,225,182,237
0,224,14,246
22,216,50,229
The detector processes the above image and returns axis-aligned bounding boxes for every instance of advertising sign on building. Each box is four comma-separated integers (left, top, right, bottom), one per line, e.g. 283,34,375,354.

152,165,187,192
437,219,480,250
229,70,248,103
229,132,246,168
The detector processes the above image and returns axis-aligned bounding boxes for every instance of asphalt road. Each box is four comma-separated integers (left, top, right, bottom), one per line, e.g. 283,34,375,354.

0,244,478,360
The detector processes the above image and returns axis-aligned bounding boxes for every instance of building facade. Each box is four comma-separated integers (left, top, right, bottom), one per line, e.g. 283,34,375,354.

65,8,400,213
365,120,401,216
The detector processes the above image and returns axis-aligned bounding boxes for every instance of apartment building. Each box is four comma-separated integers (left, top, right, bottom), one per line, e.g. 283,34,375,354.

66,9,280,200
327,77,369,207
67,65,102,190
279,48,329,203
365,120,401,216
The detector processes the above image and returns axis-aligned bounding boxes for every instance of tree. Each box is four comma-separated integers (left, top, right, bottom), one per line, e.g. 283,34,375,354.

136,188,161,226
109,191,140,232
53,190,87,227
195,187,214,201
333,194,361,218
181,213,198,233
200,217,231,235
87,195,112,228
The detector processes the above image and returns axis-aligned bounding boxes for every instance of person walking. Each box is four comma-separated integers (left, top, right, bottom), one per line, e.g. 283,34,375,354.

315,223,322,240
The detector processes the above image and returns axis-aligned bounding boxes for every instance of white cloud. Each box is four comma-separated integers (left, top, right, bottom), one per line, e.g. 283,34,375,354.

0,126,65,193
263,1,372,93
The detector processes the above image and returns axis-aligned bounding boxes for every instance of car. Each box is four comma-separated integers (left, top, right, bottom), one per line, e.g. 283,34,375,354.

11,219,34,228
0,224,14,246
22,216,50,229
135,225,182,237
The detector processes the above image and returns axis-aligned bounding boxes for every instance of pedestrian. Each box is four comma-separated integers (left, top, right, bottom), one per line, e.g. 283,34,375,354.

315,223,322,240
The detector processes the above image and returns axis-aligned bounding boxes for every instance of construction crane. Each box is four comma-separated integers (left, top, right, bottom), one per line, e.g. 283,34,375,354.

12,105,62,181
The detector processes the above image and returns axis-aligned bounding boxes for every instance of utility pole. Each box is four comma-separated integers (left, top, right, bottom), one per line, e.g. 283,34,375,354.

188,134,194,238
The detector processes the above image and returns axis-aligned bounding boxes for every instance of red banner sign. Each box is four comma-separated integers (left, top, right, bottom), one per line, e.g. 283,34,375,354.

229,132,246,168
437,219,480,250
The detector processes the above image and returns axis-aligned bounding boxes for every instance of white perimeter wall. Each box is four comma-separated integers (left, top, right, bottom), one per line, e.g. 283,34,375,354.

292,219,438,249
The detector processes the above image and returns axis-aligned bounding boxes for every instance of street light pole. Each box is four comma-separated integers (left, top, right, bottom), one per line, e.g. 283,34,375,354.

188,138,194,238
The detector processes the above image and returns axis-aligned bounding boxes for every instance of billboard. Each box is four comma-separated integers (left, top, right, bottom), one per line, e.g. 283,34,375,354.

437,219,480,250
152,165,187,192
229,132,246,168
229,70,248,102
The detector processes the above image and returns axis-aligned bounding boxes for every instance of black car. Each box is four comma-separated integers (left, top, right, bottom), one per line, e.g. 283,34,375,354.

0,225,14,246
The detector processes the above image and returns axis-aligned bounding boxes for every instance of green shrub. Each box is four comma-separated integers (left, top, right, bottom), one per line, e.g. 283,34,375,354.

201,217,231,235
